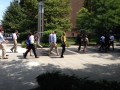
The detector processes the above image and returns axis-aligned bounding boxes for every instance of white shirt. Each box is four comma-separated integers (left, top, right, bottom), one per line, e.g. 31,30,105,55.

49,33,52,43
0,32,5,43
29,35,34,44
110,35,114,41
51,34,57,43
101,36,105,42
12,33,17,40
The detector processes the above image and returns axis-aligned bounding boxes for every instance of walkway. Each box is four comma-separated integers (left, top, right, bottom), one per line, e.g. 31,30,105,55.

0,42,120,90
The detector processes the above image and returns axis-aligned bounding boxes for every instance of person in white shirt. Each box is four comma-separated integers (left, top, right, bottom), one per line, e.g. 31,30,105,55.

49,31,59,56
109,34,115,51
23,32,39,59
0,30,8,59
10,30,18,53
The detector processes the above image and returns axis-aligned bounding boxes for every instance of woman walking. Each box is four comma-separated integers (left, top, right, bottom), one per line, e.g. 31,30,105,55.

23,32,39,59
60,32,66,58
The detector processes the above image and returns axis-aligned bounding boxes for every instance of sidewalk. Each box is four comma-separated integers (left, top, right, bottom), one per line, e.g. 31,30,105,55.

0,43,120,90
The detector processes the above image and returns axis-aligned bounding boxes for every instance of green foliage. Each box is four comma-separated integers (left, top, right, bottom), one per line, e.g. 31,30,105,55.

18,32,28,42
34,71,120,90
2,1,26,33
44,0,71,31
77,0,120,37
42,29,63,43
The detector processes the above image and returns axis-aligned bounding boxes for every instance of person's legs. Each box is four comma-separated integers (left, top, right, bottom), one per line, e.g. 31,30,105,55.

49,43,54,55
0,44,7,59
31,44,38,58
24,47,31,58
14,40,18,52
78,43,81,52
61,45,65,58
55,45,59,56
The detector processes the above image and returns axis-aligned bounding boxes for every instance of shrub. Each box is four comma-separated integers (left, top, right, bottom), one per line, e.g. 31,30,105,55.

42,30,63,43
32,71,120,90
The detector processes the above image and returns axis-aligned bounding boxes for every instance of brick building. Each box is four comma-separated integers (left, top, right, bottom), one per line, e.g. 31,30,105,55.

67,0,84,37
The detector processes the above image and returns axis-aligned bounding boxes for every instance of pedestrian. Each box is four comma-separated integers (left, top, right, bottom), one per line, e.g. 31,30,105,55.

76,33,82,52
10,30,18,53
49,32,53,46
23,31,39,59
109,34,115,51
0,30,8,59
99,35,105,51
25,33,32,56
60,32,66,58
49,31,59,56
34,31,42,48
104,34,110,52
83,35,89,53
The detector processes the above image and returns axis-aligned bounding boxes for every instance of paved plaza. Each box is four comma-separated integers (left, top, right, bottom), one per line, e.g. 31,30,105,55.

0,42,120,90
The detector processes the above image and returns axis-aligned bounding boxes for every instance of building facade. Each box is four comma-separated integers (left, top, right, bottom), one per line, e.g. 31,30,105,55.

66,0,84,37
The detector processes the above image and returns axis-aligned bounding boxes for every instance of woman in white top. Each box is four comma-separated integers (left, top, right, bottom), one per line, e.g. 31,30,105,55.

23,32,39,59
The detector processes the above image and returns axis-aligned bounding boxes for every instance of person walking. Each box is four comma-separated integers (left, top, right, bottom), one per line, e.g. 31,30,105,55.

0,30,8,59
99,35,105,51
60,32,66,58
23,32,39,59
83,35,89,53
76,33,82,52
26,33,32,56
109,34,115,51
10,30,18,53
49,31,59,56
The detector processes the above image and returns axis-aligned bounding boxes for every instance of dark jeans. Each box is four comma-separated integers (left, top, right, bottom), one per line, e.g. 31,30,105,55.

24,44,37,58
109,41,114,51
61,44,66,57
78,43,81,51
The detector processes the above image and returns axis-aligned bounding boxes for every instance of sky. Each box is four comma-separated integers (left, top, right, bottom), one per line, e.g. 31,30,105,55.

0,0,12,23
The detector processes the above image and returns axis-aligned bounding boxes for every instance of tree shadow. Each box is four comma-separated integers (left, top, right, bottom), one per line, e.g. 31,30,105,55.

0,59,120,90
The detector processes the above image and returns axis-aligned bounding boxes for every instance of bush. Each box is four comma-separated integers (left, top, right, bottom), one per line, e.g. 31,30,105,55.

42,30,63,43
31,71,120,90
18,32,28,42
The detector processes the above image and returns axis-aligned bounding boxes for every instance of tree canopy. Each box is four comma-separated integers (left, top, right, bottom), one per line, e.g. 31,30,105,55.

2,0,71,33
77,0,120,36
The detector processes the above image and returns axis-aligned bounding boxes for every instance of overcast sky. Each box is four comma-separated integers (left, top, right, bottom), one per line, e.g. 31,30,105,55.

0,0,12,22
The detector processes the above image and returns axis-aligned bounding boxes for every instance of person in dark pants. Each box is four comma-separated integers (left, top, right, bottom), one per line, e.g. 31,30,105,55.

60,32,66,58
76,33,82,52
105,34,110,52
23,32,39,59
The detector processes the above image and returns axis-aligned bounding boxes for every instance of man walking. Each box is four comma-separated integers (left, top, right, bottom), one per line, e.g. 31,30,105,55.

10,30,18,53
49,31,59,56
0,30,8,59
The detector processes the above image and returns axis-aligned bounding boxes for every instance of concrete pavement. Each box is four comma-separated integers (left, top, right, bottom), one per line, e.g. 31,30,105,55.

0,43,120,90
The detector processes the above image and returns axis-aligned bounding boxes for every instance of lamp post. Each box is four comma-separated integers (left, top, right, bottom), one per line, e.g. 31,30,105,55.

38,0,44,44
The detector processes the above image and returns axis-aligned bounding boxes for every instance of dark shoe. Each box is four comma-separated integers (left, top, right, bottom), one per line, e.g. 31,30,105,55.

23,54,26,59
10,49,13,52
35,56,39,58
60,56,64,58
14,51,18,53
3,57,8,59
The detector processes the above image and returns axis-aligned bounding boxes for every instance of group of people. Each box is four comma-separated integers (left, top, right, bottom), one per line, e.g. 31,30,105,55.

99,34,115,52
49,31,67,58
76,33,89,53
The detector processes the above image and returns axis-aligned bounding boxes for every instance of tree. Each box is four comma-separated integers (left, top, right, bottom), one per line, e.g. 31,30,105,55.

19,0,38,31
77,0,120,37
44,0,71,31
2,1,26,33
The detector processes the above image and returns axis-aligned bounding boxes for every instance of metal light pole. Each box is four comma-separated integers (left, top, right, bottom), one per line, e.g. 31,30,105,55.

38,0,44,44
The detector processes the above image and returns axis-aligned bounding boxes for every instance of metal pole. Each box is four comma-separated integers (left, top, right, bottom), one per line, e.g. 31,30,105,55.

38,0,44,44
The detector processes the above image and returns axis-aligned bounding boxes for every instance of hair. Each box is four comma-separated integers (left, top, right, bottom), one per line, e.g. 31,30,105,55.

63,32,66,36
